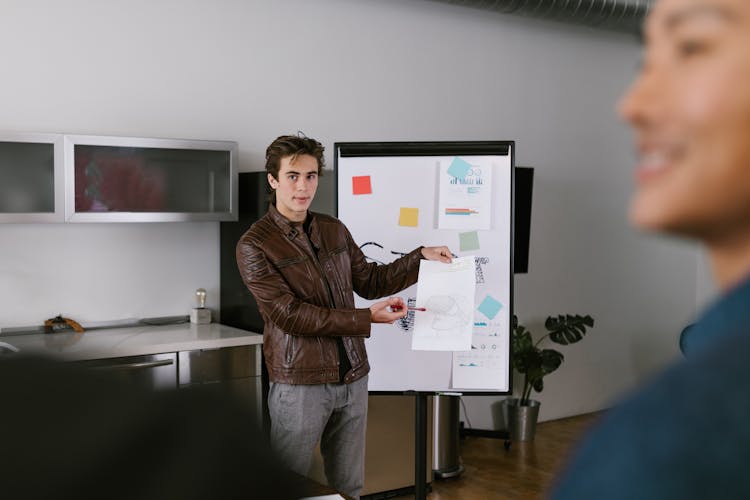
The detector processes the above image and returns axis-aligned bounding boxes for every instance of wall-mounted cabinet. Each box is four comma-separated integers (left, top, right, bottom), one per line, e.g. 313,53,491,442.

65,135,238,222
0,132,64,223
0,132,237,223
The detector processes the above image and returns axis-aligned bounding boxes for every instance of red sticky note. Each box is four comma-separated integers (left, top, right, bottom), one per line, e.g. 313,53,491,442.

352,175,372,195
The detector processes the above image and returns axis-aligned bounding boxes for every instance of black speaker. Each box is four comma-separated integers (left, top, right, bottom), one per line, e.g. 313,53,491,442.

514,167,534,274
219,172,270,332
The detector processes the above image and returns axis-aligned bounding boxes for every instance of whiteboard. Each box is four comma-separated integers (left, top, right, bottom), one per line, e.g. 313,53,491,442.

335,142,513,394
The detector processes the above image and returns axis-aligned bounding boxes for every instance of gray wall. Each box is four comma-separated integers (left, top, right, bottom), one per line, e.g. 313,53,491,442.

0,0,701,422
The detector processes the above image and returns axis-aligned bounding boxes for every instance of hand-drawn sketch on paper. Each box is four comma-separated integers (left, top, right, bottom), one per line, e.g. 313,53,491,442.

425,295,470,331
412,256,476,351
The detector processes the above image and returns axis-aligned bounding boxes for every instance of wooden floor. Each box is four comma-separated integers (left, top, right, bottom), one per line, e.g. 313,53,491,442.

398,411,603,500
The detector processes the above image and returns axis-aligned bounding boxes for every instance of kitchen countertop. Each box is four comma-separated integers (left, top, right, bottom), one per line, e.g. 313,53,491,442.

0,322,263,361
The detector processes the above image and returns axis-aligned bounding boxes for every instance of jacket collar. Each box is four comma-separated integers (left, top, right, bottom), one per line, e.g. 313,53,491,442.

267,203,320,246
681,272,750,356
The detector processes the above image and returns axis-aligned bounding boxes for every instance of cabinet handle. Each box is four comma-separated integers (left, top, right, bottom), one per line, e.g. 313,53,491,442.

93,359,174,371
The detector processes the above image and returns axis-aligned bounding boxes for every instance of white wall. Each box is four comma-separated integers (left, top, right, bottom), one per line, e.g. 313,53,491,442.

695,249,718,311
0,223,219,327
0,0,701,422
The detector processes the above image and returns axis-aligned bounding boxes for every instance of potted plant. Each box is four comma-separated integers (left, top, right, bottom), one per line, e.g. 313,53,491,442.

504,313,595,441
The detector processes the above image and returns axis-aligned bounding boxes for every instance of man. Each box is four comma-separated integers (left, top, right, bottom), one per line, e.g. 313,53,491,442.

552,0,750,498
236,134,452,499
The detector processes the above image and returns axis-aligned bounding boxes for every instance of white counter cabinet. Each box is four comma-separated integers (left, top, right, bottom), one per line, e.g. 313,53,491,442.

1,322,262,361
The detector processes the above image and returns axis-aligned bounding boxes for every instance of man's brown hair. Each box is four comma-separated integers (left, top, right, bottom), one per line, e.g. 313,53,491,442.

265,134,325,180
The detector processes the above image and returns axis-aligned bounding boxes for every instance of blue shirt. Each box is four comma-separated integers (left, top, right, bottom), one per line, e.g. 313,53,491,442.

551,275,750,500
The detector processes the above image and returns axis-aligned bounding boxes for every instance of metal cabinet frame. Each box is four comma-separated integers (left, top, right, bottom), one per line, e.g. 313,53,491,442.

0,132,238,223
0,132,65,223
63,134,239,222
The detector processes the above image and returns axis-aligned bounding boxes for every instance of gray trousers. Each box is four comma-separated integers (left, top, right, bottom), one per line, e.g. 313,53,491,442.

268,375,368,500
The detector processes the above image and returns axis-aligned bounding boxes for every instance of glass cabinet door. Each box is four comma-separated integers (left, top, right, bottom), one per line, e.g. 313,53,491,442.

0,133,64,222
64,135,238,222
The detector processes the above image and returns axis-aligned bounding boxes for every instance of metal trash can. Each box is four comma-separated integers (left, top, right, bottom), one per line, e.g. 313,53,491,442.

432,394,464,479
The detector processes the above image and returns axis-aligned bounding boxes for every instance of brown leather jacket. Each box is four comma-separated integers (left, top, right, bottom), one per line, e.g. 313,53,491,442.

236,204,423,385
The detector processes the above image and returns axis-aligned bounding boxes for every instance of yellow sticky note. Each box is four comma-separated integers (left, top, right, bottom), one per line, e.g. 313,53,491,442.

399,207,419,227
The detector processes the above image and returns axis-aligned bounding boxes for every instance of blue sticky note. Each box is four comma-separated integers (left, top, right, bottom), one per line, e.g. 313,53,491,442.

447,157,472,179
477,295,502,320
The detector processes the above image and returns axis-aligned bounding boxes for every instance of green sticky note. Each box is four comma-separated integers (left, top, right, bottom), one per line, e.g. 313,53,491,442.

459,231,480,252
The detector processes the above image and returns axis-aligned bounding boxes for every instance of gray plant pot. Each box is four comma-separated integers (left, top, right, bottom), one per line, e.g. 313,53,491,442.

503,398,541,442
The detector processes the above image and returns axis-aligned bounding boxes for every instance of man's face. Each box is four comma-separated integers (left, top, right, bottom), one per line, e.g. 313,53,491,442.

619,0,750,242
269,154,319,222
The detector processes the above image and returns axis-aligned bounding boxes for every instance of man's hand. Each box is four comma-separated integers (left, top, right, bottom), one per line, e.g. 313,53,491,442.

370,297,407,324
421,246,453,263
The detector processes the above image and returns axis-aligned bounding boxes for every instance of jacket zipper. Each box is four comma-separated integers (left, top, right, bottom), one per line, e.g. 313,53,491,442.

301,231,351,371
302,232,336,308
285,335,294,364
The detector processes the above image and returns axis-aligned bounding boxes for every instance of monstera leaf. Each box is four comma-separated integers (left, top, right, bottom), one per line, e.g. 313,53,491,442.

512,314,593,405
541,348,564,374
545,314,595,345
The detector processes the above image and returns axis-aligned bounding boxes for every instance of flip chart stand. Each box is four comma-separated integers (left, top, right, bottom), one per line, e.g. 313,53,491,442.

407,391,430,500
409,390,513,500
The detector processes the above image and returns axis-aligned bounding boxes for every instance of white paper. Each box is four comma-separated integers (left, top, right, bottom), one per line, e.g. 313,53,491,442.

411,256,476,351
437,159,493,230
451,315,509,390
